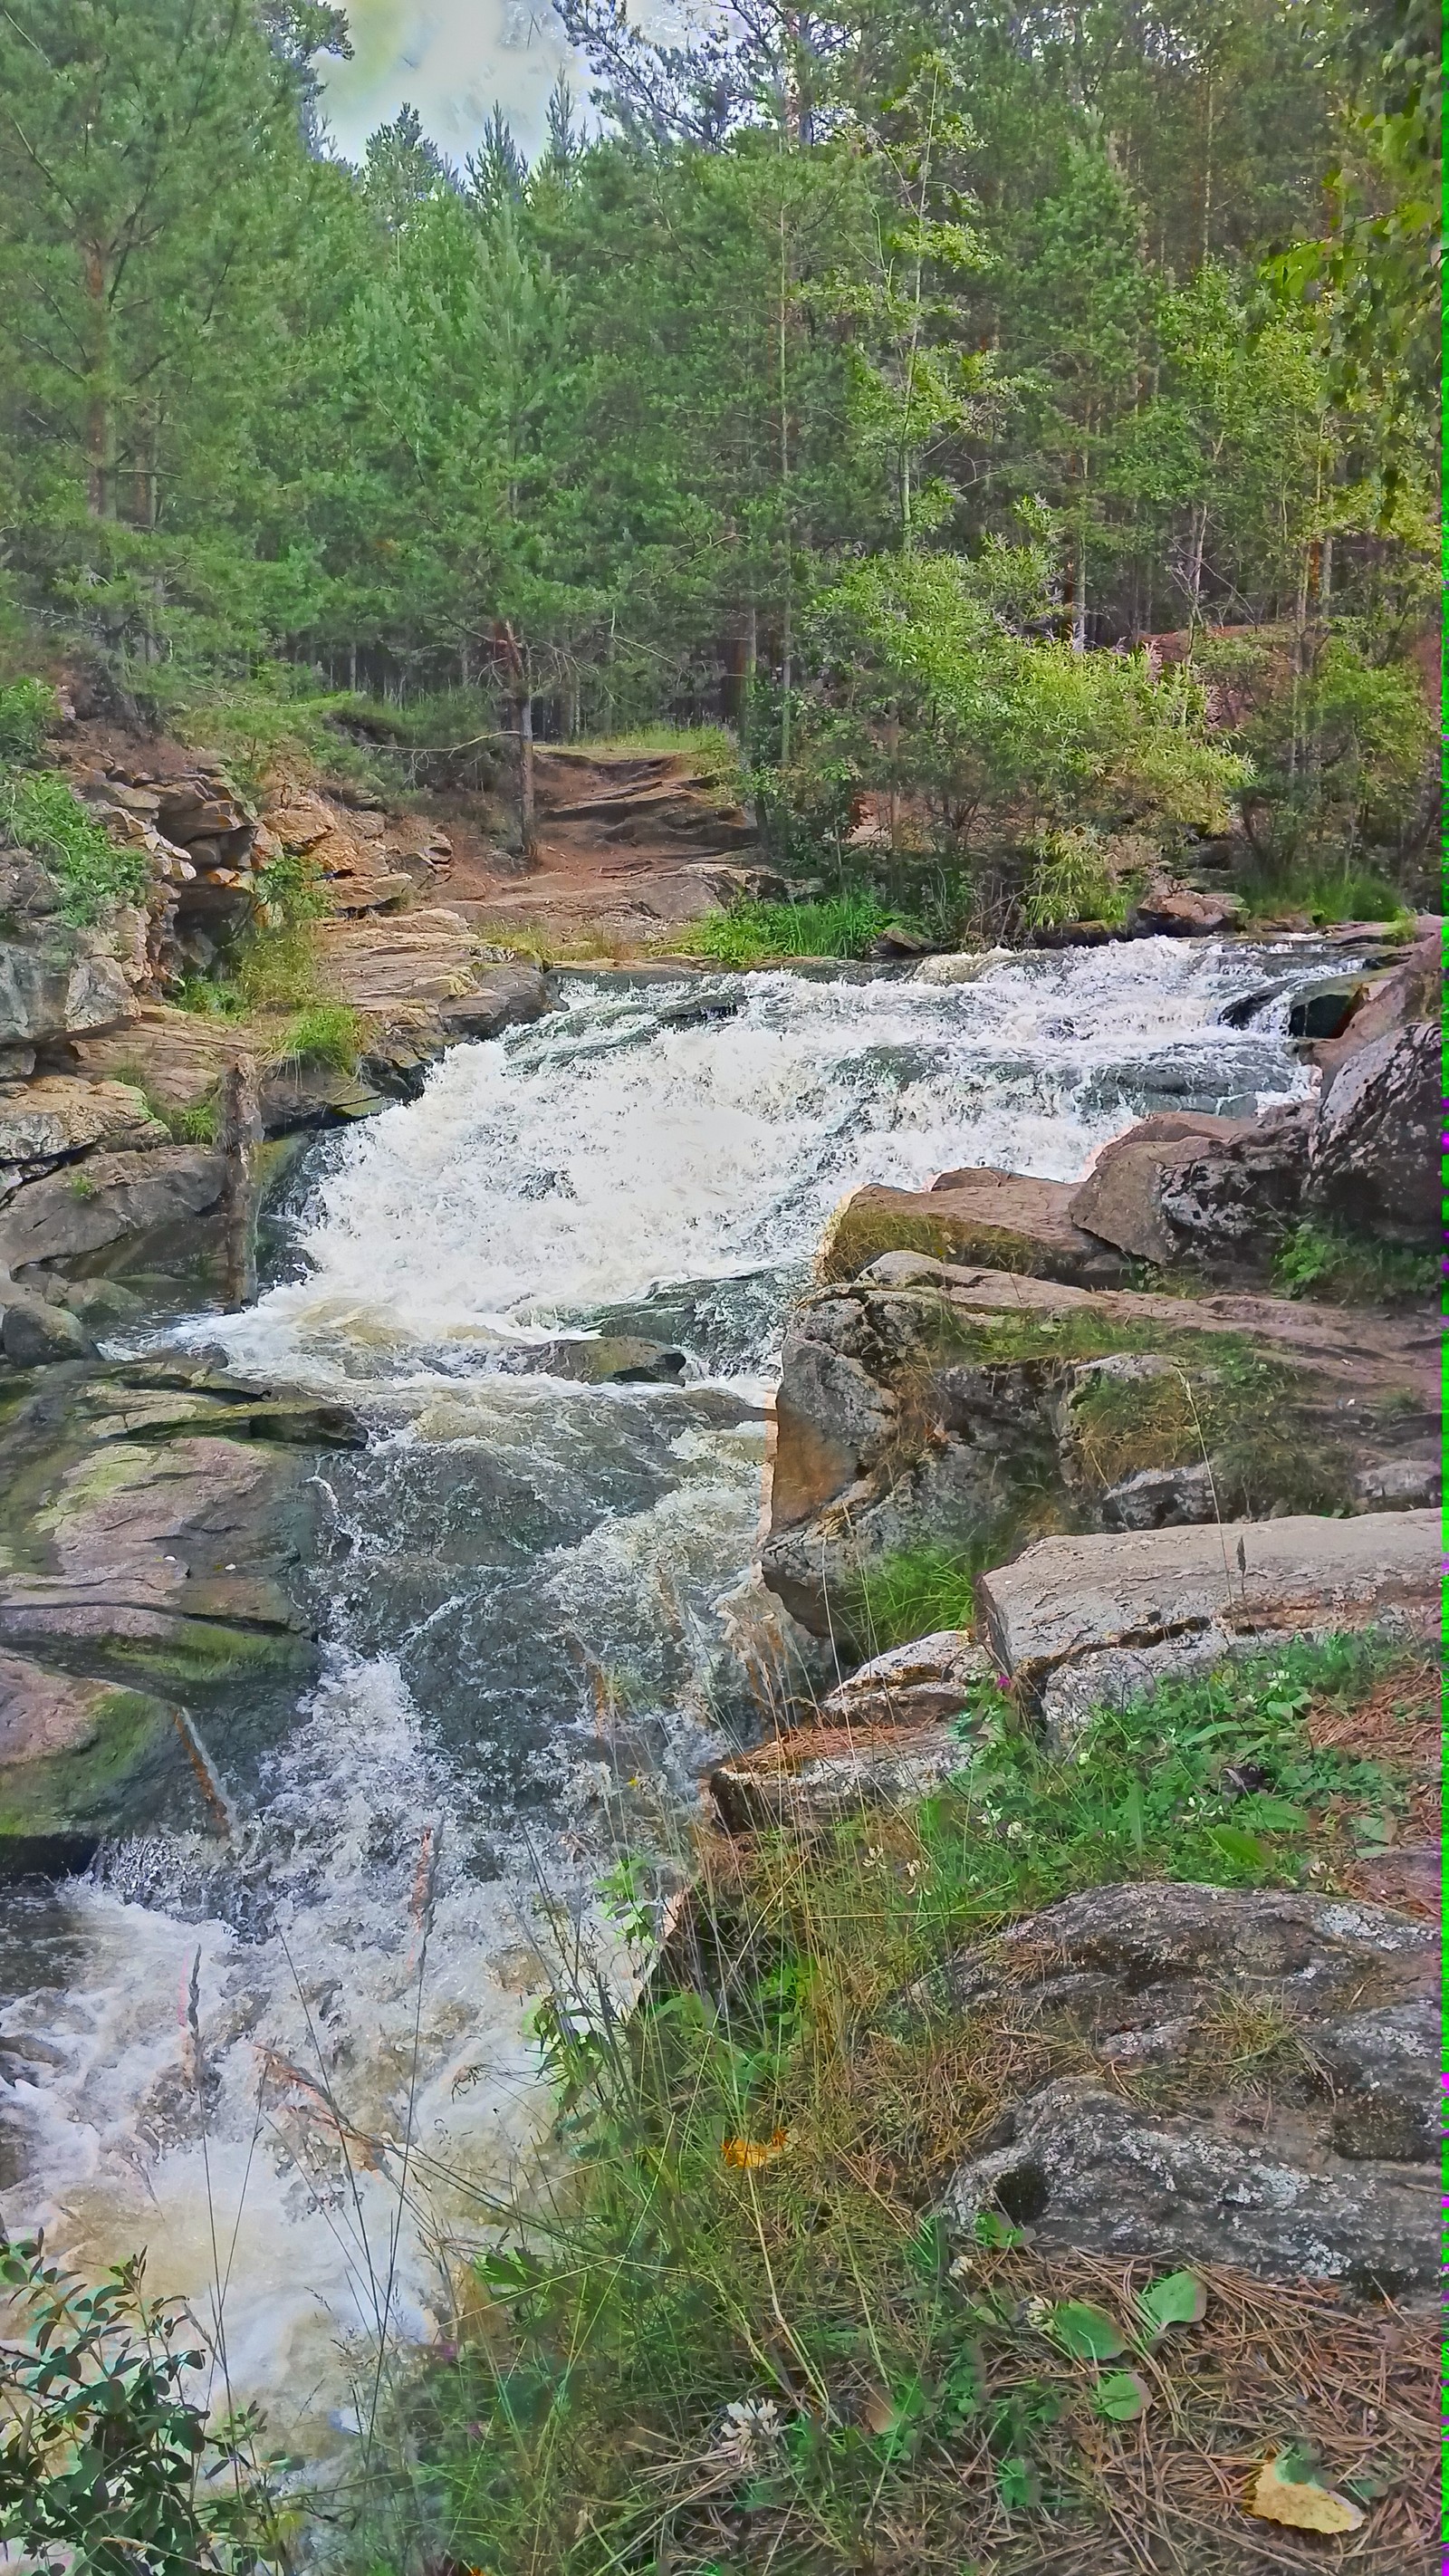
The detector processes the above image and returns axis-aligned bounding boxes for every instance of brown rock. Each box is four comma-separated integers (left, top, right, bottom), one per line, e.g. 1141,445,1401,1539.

821,1169,1131,1287
710,1719,964,1834
1131,878,1244,935
0,1146,226,1272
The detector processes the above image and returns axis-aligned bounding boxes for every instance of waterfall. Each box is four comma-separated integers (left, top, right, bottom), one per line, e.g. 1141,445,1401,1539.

0,936,1341,2436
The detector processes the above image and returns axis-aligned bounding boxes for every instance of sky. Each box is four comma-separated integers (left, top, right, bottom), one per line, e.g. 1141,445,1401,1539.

320,0,578,164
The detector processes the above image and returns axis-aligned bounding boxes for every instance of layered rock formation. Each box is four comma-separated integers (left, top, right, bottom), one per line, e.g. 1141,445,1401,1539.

760,1258,1436,1638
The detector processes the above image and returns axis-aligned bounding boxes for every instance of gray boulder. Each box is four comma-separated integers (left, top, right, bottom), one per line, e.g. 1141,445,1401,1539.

936,1882,1435,2292
1068,1104,1312,1270
974,1509,1439,1743
820,1630,993,1729
0,1146,226,1273
0,1076,168,1175
1305,1020,1438,1245
1,1288,94,1365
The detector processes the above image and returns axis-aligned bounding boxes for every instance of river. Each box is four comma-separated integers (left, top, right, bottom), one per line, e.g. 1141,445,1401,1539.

0,936,1352,2438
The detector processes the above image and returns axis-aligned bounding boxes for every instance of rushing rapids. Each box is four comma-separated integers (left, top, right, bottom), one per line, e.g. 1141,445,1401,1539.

0,937,1353,2433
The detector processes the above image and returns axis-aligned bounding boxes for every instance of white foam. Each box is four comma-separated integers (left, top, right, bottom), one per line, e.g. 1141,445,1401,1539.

220,942,1310,1376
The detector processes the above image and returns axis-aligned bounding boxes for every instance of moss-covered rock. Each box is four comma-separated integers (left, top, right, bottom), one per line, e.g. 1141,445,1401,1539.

0,1651,175,1868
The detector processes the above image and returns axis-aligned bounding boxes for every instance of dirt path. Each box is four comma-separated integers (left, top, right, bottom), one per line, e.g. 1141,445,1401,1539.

442,748,767,956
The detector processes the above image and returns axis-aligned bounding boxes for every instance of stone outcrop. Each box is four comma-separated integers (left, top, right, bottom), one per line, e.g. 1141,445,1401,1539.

820,1169,1130,1288
0,1076,169,1187
0,841,140,1060
1304,1020,1438,1244
1066,1105,1312,1272
1069,926,1442,1266
259,780,453,912
935,1882,1435,2292
975,1508,1439,1742
0,1145,226,1275
760,1258,1436,1638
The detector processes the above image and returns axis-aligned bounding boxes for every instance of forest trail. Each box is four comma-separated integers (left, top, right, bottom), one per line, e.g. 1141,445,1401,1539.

446,747,769,956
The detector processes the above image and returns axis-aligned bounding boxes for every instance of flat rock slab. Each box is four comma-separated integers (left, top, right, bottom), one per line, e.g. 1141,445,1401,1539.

822,1170,1130,1288
710,1720,964,1834
977,1509,1439,1735
936,1882,1435,2291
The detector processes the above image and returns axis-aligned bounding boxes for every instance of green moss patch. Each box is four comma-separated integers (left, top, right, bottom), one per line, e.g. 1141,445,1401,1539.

0,1687,173,1841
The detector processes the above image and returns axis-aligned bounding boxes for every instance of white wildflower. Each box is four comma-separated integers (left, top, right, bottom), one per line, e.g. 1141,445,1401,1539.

709,2397,786,2474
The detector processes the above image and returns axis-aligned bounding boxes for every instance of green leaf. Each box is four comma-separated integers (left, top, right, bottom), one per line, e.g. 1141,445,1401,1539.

1045,2300,1126,2361
974,2209,1030,2249
1205,1822,1267,1868
1136,2268,1208,2335
1094,2369,1152,2421
996,2454,1040,2510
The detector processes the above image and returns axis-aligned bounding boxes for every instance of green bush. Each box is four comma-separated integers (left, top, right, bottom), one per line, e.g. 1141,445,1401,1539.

0,676,55,762
674,891,906,966
278,1001,363,1071
0,767,149,923
0,2238,291,2576
1272,1217,1436,1302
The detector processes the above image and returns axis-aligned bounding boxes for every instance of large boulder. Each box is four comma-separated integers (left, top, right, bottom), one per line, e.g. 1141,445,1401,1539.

821,1169,1130,1288
975,1508,1439,1742
936,1882,1435,2292
1304,1021,1438,1244
759,1260,1436,1638
1068,1105,1311,1271
0,1145,226,1274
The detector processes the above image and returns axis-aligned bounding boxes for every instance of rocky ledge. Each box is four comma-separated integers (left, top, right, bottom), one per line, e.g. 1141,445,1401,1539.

0,1355,361,1867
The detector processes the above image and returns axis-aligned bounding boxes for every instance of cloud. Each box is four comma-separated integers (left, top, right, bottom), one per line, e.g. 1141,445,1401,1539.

321,0,575,160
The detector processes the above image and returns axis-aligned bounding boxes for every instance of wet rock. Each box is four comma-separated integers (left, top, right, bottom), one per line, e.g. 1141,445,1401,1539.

710,1719,964,1834
1305,1021,1438,1245
865,924,935,959
936,1882,1435,2290
1130,879,1243,935
975,1509,1439,1742
508,1335,687,1386
0,1650,174,1867
0,1145,226,1274
820,1630,993,1729
1,1290,94,1365
821,1170,1130,1288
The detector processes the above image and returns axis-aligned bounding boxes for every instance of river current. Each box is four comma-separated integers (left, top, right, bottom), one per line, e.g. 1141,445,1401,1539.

0,937,1351,2435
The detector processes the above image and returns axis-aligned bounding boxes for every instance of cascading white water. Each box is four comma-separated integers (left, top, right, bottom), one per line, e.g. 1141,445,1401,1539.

0,937,1338,2438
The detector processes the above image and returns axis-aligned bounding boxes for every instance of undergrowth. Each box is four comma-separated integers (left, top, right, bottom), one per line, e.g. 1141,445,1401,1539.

1271,1218,1436,1304
674,893,912,967
848,1543,985,1651
382,1630,1426,2576
0,764,149,924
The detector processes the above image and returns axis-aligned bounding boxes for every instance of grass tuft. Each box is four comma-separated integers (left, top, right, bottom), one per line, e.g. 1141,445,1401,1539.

0,767,149,924
276,1001,365,1072
674,892,911,967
